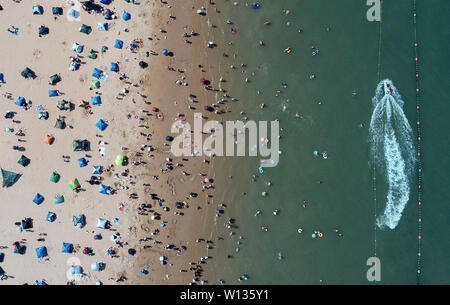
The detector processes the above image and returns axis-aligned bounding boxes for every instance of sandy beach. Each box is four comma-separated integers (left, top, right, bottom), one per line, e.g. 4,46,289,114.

0,0,219,285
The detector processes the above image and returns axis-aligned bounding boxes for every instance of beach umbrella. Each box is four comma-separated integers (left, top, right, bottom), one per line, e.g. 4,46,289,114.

92,166,103,175
96,119,108,131
99,184,110,195
162,48,168,56
114,39,123,49
50,172,60,183
35,247,47,258
69,178,81,190
123,11,131,21
1,168,21,188
33,193,44,205
54,194,64,204
78,158,88,167
44,135,54,145
18,155,30,167
61,243,73,254
115,155,124,166
46,212,56,222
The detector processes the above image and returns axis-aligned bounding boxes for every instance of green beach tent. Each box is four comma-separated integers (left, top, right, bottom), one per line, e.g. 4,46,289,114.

18,155,30,167
21,67,35,79
55,117,65,129
1,168,21,187
50,172,60,183
90,80,100,89
54,195,64,204
49,74,60,85
80,24,92,35
69,178,80,190
115,155,124,166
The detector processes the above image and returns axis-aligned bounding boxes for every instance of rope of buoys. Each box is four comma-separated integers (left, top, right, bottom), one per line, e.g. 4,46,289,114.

412,0,423,284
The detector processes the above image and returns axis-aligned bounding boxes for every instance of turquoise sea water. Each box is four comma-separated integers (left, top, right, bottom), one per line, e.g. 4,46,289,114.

201,0,450,284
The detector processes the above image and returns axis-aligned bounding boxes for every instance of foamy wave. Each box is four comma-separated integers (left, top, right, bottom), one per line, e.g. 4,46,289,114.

369,79,416,229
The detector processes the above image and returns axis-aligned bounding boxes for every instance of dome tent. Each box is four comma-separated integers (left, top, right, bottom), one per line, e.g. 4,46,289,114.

35,246,47,258
50,172,60,183
61,243,73,254
33,193,44,205
96,119,108,131
123,11,131,21
32,6,44,15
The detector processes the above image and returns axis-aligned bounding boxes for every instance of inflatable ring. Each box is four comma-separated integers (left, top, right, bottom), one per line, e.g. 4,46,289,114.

297,228,303,234
318,232,323,238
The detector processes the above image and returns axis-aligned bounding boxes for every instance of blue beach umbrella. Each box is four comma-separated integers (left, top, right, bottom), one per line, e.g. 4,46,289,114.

162,48,168,56
123,12,131,21
96,119,108,131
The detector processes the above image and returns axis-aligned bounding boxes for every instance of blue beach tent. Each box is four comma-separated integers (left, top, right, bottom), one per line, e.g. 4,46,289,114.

110,62,119,72
33,193,44,205
78,158,88,167
61,243,73,253
49,90,59,97
46,211,56,222
92,68,103,79
99,184,110,195
35,246,47,258
123,12,131,21
96,119,108,131
97,218,109,229
16,96,26,107
91,96,101,105
97,22,108,31
0,73,4,83
32,6,44,15
92,166,103,175
100,0,111,4
162,48,168,56
114,39,123,49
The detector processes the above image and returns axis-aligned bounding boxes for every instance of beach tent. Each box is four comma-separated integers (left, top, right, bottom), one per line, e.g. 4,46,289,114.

1,168,21,187
123,11,131,21
44,135,54,145
69,9,79,19
0,73,4,83
97,22,108,31
61,243,73,254
92,166,103,175
32,6,43,15
91,262,105,271
81,1,104,14
72,43,84,53
49,74,60,85
139,61,148,69
49,90,59,97
50,172,60,183
54,117,65,129
97,218,110,229
99,184,110,195
33,193,44,205
165,136,174,142
54,195,64,204
57,100,71,111
101,0,111,4
18,155,30,167
110,62,119,72
69,178,81,190
92,68,103,79
80,24,92,35
87,51,97,59
22,218,33,229
38,25,49,36
35,247,47,258
71,265,83,275
38,111,49,120
46,212,56,222
91,96,101,105
96,119,108,131
13,243,26,255
78,157,88,167
115,155,124,166
0,253,4,263
21,67,35,79
16,96,26,107
52,7,63,15
162,48,168,56
73,140,90,151
73,214,86,228
69,61,80,71
114,39,123,49
0,267,4,276
90,80,100,89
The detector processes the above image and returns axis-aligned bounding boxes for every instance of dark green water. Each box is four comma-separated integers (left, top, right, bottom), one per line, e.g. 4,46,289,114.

202,0,450,284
